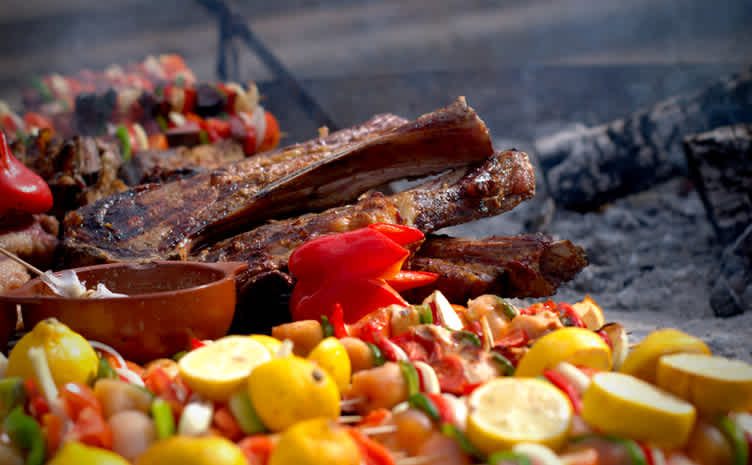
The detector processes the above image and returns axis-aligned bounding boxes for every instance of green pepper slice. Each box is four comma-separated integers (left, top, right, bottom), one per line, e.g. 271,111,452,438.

366,342,385,366
229,391,266,435
487,451,533,465
97,357,117,380
399,360,420,397
0,378,26,422
151,399,176,439
718,415,749,465
320,315,335,339
3,406,45,465
116,125,132,161
408,393,440,422
456,330,481,348
496,297,518,320
417,304,434,325
490,352,515,376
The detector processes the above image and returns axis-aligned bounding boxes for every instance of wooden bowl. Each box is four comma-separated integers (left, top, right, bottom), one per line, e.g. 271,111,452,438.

0,261,247,363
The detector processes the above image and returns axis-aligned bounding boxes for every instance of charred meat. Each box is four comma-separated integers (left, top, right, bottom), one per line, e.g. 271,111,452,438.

402,233,588,303
63,97,494,264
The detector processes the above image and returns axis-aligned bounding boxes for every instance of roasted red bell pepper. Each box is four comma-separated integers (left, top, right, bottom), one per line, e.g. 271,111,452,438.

289,224,435,324
347,426,397,465
386,271,439,292
330,303,349,338
0,131,53,216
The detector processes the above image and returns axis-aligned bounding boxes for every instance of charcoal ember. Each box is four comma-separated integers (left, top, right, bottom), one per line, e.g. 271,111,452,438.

684,124,752,244
537,68,752,210
711,223,752,317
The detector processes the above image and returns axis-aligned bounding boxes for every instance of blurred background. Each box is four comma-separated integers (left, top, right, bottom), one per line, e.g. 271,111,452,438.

1,0,750,144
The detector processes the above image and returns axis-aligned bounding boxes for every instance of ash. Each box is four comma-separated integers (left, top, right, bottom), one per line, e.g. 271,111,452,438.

442,175,752,362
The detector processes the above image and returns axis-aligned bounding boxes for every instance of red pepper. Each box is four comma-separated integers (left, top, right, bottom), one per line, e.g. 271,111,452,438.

60,382,103,420
291,277,407,324
347,427,397,465
23,379,50,420
349,307,392,341
289,226,412,284
542,369,583,414
189,337,207,350
0,131,53,216
424,393,457,425
637,442,657,465
257,112,280,154
68,406,113,449
558,302,586,328
237,435,275,465
213,405,244,441
330,303,349,338
386,270,439,293
289,224,429,324
494,328,529,348
597,329,613,351
367,223,425,247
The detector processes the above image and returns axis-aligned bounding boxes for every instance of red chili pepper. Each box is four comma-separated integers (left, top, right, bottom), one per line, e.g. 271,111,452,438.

0,131,53,216
330,303,349,338
386,270,439,293
347,427,397,465
558,302,586,328
542,369,583,414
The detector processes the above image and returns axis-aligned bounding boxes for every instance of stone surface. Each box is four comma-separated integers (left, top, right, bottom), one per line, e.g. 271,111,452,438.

684,124,752,244
536,69,752,210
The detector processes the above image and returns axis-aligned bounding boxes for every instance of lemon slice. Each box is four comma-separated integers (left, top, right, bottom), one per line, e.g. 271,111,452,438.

582,371,696,449
656,353,752,414
620,328,710,384
248,334,283,356
466,377,573,455
515,327,612,378
178,336,270,401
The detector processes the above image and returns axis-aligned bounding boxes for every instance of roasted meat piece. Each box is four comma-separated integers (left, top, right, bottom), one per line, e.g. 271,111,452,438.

0,213,60,294
196,149,534,294
402,233,589,302
63,97,495,265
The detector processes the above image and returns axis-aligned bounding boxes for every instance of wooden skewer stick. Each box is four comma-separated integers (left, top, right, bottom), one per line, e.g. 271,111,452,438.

337,415,363,424
359,424,398,435
0,245,44,276
394,456,434,465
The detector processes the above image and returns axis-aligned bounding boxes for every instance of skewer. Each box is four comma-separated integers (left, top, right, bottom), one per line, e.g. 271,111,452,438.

338,415,363,424
394,456,434,465
359,424,398,435
0,245,44,276
340,397,365,408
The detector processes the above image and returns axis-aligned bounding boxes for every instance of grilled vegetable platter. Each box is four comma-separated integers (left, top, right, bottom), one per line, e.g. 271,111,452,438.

0,59,750,464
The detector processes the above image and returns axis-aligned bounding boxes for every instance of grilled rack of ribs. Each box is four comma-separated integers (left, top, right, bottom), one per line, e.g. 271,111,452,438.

402,233,589,303
63,97,493,265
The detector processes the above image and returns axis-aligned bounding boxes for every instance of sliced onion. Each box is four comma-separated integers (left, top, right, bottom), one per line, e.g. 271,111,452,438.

115,367,145,388
177,402,213,436
89,340,126,370
413,361,440,394
252,105,266,150
423,291,463,331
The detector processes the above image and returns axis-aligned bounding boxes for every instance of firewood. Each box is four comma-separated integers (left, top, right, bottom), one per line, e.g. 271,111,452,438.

536,68,752,210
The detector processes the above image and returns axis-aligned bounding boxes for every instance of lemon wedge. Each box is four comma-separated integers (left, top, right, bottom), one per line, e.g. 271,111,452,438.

466,377,573,455
656,353,752,414
582,371,696,449
571,295,605,331
620,328,710,384
515,327,612,378
178,336,270,401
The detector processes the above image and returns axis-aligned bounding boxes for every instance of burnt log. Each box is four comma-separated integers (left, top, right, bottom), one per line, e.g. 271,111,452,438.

684,124,752,244
711,223,752,317
536,68,752,210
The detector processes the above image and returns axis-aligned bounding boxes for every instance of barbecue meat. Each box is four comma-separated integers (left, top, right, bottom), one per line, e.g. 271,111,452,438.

195,149,535,297
119,139,246,186
63,97,494,265
401,233,589,303
0,259,29,295
0,213,60,269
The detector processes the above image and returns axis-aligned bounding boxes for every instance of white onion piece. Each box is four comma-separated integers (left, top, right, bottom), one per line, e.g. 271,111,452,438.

115,368,145,388
177,402,214,436
423,291,463,331
413,361,440,394
252,105,266,150
89,340,127,370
